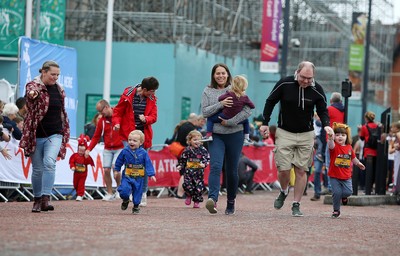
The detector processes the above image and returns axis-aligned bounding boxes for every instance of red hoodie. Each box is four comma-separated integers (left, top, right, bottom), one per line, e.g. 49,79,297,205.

87,114,124,151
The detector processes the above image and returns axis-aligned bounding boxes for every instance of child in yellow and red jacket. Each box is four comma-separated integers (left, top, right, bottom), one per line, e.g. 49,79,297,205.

69,134,94,201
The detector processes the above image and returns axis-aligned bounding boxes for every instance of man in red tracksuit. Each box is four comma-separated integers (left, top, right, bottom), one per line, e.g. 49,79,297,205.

112,76,160,206
85,99,124,201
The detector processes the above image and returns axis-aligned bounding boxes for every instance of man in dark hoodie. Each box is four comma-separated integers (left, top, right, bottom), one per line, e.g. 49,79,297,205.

259,61,333,217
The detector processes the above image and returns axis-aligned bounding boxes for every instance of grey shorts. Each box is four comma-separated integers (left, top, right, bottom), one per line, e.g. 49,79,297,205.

274,128,314,172
103,148,123,169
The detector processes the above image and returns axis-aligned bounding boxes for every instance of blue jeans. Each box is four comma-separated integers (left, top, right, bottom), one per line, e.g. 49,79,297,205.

313,155,323,197
122,140,148,194
30,134,62,197
208,131,244,202
330,177,352,212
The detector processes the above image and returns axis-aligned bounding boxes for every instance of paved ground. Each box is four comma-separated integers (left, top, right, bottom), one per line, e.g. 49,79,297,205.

0,190,399,256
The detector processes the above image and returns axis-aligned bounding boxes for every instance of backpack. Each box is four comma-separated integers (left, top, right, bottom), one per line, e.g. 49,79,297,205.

365,125,380,149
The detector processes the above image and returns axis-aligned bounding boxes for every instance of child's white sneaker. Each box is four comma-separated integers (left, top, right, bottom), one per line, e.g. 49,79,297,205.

76,196,83,201
243,138,254,146
200,136,213,142
139,193,147,207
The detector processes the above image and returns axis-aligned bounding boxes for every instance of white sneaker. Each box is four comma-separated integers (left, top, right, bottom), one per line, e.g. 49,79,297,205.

200,136,213,142
102,193,115,201
139,193,147,207
114,191,121,199
243,138,254,146
76,196,83,201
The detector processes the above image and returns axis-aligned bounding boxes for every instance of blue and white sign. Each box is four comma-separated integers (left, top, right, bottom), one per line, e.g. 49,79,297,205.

18,36,78,137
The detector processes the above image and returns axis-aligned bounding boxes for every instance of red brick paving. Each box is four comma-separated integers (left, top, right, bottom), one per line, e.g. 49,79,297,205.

1,190,399,256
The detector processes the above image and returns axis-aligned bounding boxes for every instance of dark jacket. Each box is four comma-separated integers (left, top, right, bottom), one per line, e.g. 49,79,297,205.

176,121,197,147
262,75,330,133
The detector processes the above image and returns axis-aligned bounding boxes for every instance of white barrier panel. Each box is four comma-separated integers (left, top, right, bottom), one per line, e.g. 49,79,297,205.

0,138,106,187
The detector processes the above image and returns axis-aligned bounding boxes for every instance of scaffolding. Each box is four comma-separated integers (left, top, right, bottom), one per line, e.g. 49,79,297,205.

65,0,397,97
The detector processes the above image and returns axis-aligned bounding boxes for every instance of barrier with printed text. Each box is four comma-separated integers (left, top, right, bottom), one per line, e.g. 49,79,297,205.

0,139,277,188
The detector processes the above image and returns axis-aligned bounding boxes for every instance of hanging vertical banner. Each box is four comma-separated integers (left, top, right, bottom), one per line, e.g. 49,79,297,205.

348,12,367,99
260,0,281,73
18,36,78,137
34,0,66,45
0,0,25,56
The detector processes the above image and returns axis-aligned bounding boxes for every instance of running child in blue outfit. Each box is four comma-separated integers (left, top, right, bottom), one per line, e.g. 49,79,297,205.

115,130,156,214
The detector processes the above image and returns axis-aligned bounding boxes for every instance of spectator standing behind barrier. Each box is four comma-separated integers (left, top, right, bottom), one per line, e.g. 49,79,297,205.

0,100,5,114
84,112,102,139
19,60,70,213
388,121,400,194
322,92,345,195
2,103,22,140
260,61,333,217
327,123,365,218
310,113,326,201
177,130,209,208
196,115,207,136
113,76,159,207
115,130,156,214
15,97,27,120
386,131,396,190
164,120,186,145
69,134,94,201
0,115,11,159
238,152,258,194
14,116,24,132
359,111,380,195
202,63,252,215
85,99,124,201
352,126,365,192
201,75,255,145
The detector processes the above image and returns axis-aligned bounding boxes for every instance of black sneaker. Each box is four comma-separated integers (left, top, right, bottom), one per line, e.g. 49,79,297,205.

132,205,140,214
331,211,341,219
310,195,320,201
291,202,304,217
121,200,129,211
341,197,348,205
225,200,235,215
274,191,288,209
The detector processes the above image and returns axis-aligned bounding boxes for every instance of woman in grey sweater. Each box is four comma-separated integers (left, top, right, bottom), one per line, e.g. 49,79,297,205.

201,63,252,215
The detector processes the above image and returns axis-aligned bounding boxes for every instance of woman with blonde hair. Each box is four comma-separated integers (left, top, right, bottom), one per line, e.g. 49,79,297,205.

19,60,70,213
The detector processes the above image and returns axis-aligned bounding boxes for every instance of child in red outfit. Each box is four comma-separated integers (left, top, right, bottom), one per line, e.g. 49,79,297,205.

327,122,365,218
69,135,94,201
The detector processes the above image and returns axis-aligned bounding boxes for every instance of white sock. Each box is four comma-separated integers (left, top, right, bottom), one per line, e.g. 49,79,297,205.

244,134,250,140
281,188,289,195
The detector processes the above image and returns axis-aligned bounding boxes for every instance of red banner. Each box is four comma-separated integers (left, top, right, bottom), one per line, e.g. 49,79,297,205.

147,145,278,188
202,145,277,186
243,146,277,183
148,147,180,187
